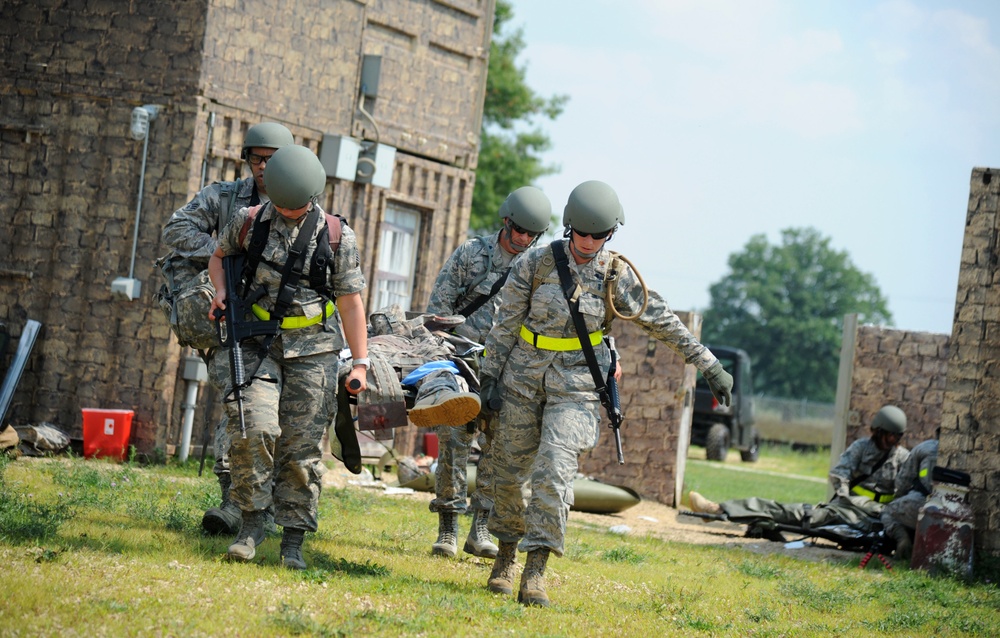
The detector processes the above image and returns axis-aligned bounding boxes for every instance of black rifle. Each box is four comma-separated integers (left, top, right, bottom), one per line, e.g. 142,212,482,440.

604,337,625,465
214,254,280,439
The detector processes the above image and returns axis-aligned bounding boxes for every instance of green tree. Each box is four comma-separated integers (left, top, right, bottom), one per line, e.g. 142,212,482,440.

470,1,567,234
701,227,892,402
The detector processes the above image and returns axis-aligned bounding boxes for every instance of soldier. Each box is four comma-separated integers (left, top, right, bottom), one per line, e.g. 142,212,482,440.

479,180,734,606
207,145,369,570
159,122,294,536
880,432,938,560
412,187,552,560
688,405,910,537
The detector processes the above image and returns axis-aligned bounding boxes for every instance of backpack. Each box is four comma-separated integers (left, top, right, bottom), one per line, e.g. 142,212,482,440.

530,242,625,333
155,181,241,351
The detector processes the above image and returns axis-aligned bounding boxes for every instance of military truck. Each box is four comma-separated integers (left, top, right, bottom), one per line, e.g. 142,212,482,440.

691,345,759,462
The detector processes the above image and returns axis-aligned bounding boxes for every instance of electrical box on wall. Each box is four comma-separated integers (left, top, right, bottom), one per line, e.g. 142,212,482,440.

319,134,361,181
360,55,381,98
111,277,142,301
356,144,396,188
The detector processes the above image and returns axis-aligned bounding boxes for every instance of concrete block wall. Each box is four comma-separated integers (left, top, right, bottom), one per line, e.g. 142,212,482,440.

940,167,1000,558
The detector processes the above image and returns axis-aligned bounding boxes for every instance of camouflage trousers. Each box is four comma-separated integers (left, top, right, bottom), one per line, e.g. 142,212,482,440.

880,491,926,536
488,378,601,557
201,350,231,479
720,494,883,534
210,341,336,532
417,369,495,514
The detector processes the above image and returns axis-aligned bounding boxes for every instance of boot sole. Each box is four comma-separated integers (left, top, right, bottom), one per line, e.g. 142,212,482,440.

518,591,550,607
431,544,458,558
487,580,513,595
463,539,498,558
408,394,481,427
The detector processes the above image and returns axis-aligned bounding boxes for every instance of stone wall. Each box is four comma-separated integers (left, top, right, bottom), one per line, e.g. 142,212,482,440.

0,0,491,457
940,167,1000,558
842,323,949,447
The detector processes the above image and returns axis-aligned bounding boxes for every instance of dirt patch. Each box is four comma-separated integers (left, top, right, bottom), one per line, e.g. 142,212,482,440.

330,466,865,566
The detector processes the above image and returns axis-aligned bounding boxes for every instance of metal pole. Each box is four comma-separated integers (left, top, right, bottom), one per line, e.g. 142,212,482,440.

127,129,150,280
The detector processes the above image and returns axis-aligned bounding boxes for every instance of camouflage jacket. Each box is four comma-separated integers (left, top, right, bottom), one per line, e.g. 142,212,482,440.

893,438,938,498
427,232,516,344
160,178,259,287
830,437,910,499
217,202,366,358
480,239,718,393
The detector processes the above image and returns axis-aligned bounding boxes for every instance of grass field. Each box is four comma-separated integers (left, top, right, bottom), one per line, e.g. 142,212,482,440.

1,448,998,637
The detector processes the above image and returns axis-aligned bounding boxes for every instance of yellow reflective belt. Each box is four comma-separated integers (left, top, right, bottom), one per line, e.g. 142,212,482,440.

519,325,602,351
251,300,335,329
851,485,895,504
919,468,929,478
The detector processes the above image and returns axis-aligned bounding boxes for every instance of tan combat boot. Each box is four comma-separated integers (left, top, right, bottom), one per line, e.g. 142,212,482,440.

431,511,459,557
487,540,518,595
408,388,481,427
463,508,499,558
518,548,551,607
227,510,268,562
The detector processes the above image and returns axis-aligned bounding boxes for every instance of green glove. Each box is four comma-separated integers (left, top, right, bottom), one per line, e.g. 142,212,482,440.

703,361,733,407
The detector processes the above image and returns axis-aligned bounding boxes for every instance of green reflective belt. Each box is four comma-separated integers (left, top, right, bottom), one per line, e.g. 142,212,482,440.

519,325,602,351
251,300,335,329
851,485,895,504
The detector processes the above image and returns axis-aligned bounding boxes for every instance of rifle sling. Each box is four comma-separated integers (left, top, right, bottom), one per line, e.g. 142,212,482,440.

848,448,891,491
457,269,510,318
550,240,607,398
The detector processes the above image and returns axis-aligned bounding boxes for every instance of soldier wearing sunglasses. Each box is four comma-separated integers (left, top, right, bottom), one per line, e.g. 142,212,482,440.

480,180,734,607
414,186,552,561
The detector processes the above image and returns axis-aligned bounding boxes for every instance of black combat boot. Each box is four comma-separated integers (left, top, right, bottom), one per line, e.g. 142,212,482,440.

280,527,307,570
202,473,242,535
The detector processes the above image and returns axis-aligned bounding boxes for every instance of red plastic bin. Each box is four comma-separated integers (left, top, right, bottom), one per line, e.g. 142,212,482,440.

82,408,134,461
423,432,439,458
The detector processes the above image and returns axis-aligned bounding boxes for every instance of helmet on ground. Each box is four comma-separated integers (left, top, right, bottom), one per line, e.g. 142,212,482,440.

872,405,906,434
498,186,552,234
242,122,294,159
562,180,625,233
263,145,327,209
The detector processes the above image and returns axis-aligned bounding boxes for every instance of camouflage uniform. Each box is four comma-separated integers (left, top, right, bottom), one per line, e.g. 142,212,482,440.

210,203,365,532
881,439,938,537
161,177,262,479
480,239,719,556
426,232,516,514
716,437,910,533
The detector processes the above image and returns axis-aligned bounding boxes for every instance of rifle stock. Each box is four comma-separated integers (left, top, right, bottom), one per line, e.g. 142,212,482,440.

215,254,280,439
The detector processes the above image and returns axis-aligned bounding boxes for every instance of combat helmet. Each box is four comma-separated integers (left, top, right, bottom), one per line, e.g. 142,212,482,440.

241,122,294,159
562,180,625,233
263,145,327,210
872,405,907,434
498,186,552,234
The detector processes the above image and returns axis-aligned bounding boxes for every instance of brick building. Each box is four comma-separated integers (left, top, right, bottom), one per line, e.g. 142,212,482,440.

0,0,495,454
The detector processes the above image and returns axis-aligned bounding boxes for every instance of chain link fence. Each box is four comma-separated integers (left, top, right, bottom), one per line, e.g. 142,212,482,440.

754,396,835,447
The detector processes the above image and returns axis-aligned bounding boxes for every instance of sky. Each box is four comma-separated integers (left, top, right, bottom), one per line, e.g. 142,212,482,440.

502,0,1000,335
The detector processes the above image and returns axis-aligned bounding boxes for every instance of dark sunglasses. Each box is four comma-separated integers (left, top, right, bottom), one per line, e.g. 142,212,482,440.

246,152,274,166
572,228,612,240
509,221,541,238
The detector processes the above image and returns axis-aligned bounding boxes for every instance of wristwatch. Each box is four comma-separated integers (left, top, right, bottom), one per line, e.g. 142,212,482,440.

352,357,371,370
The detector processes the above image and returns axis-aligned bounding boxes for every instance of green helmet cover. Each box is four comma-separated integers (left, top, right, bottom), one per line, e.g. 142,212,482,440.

562,180,625,233
242,122,294,158
872,405,907,434
263,145,327,209
498,186,551,233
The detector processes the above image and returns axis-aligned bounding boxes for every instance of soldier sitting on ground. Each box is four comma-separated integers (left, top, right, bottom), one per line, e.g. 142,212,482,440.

688,405,910,543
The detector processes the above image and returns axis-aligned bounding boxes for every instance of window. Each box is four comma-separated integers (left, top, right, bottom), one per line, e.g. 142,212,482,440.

372,203,421,312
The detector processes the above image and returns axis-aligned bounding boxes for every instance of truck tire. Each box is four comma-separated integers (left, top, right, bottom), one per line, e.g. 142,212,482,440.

740,427,761,463
706,423,730,462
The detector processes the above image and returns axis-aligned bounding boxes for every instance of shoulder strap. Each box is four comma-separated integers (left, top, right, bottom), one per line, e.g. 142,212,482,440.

531,247,557,298
457,269,510,318
849,449,892,491
307,213,346,301
550,240,607,397
217,180,240,236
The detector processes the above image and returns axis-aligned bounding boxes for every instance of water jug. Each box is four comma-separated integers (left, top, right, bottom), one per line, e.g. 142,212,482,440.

910,466,974,579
